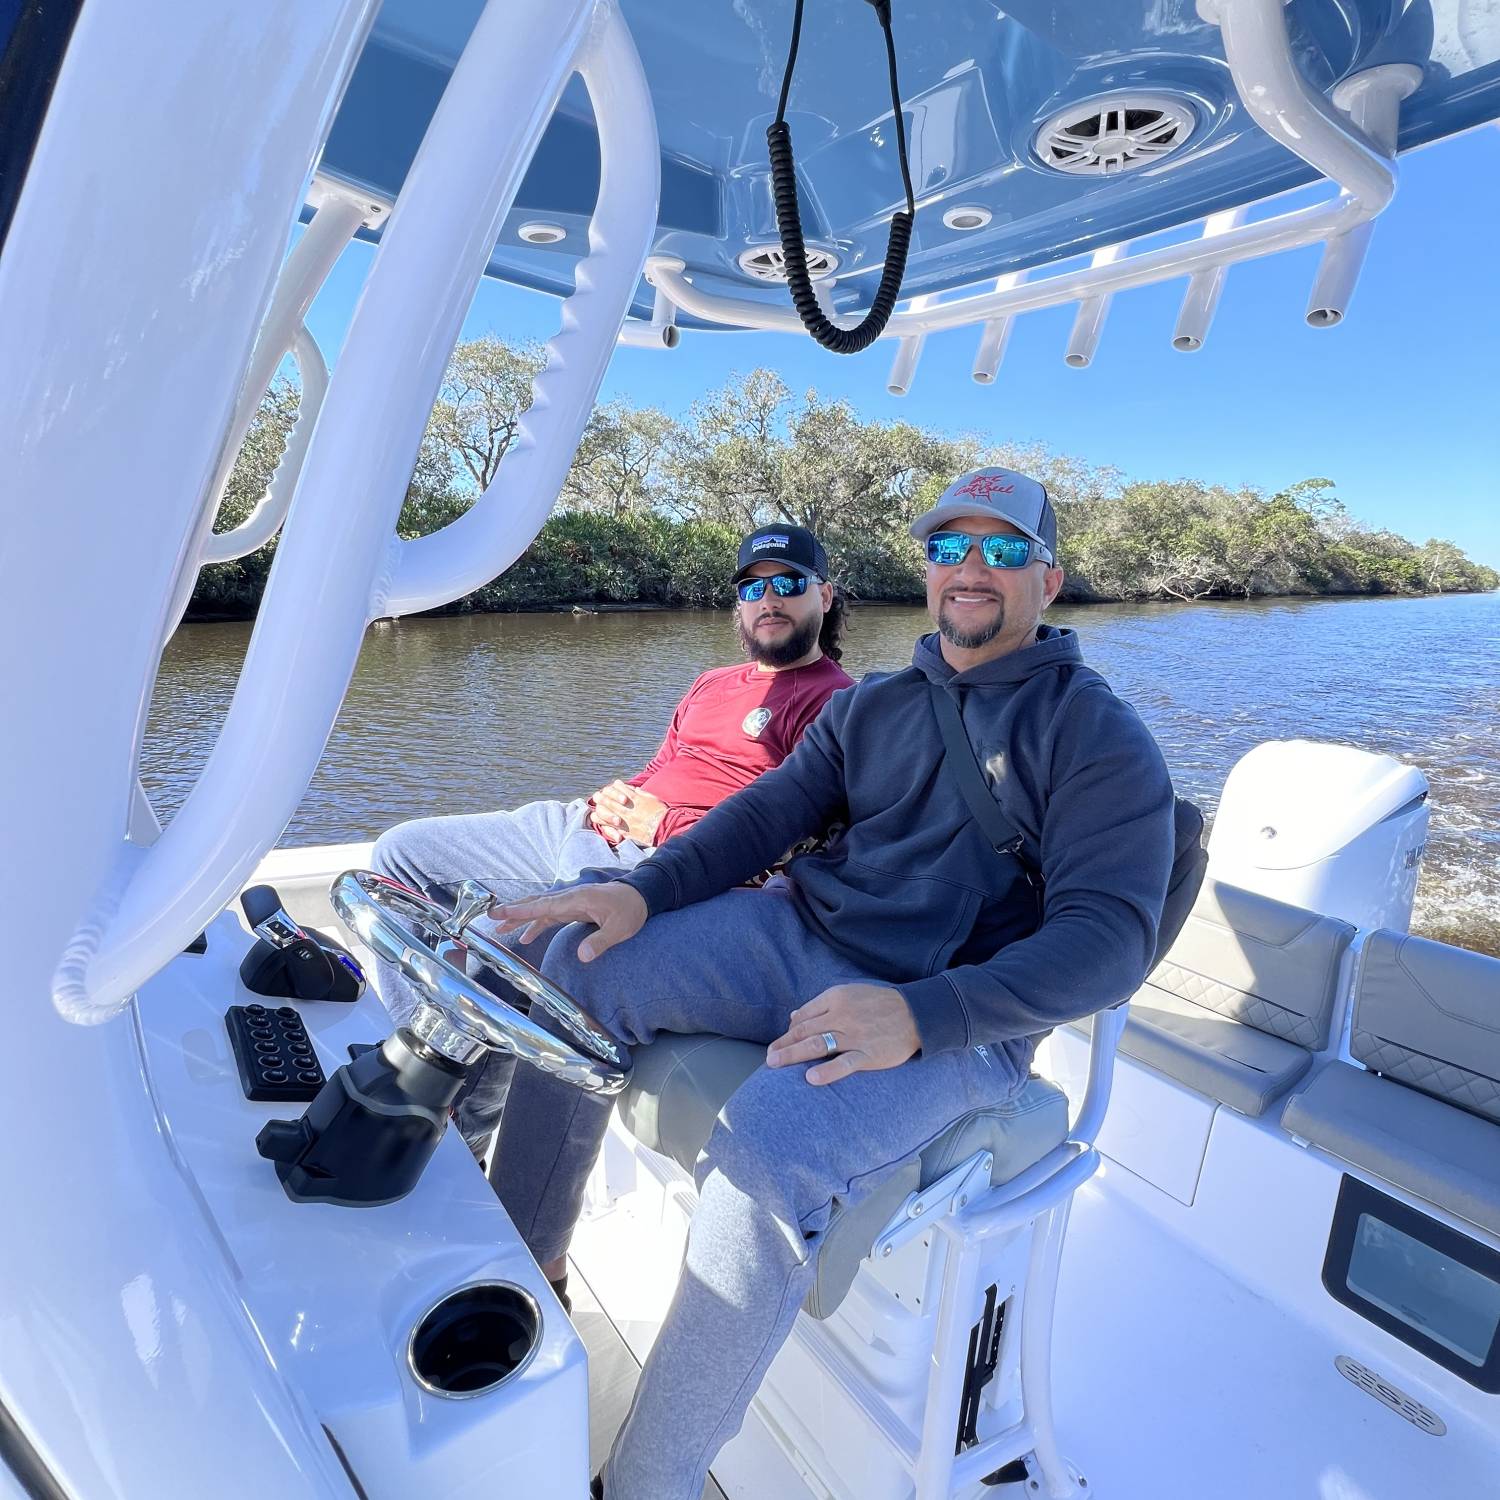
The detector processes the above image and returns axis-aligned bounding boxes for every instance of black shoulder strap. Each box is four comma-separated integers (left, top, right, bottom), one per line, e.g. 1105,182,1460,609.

929,683,1029,862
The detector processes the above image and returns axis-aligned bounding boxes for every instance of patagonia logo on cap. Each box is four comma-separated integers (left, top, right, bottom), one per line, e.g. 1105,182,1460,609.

751,534,790,552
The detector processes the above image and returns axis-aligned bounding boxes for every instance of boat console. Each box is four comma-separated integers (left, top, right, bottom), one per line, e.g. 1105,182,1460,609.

130,901,592,1496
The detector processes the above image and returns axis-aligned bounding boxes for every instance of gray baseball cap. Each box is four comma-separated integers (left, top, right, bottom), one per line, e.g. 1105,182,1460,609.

909,467,1056,562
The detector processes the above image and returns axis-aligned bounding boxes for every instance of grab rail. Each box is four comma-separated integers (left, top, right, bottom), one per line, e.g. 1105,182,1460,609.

54,0,658,1020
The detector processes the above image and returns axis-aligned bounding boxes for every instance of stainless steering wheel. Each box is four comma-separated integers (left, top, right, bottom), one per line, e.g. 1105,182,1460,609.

331,870,631,1096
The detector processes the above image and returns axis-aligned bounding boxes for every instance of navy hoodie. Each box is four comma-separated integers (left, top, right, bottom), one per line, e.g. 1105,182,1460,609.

623,626,1175,1078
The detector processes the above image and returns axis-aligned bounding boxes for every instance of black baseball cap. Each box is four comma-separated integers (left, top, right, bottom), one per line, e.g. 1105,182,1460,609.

733,524,829,583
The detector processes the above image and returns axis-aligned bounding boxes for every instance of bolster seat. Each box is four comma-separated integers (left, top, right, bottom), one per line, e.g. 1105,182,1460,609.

1282,930,1500,1237
1074,880,1354,1116
617,1034,1068,1318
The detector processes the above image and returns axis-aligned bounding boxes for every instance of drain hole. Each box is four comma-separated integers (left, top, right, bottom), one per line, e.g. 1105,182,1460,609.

408,1283,541,1398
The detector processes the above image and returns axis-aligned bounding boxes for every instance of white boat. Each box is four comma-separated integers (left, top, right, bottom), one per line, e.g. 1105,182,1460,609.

3,2,1497,1496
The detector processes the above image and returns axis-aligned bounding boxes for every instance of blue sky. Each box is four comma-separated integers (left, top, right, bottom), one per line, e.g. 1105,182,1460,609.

306,122,1500,567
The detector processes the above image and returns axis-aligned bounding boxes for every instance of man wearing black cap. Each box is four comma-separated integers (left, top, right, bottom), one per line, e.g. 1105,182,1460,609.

488,467,1177,1500
369,523,851,1149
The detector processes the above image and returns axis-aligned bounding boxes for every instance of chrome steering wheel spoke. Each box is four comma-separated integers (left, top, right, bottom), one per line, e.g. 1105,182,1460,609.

331,870,631,1096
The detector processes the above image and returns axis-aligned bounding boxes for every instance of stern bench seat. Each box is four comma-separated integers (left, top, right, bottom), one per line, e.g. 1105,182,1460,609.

1282,930,1500,1238
1073,879,1356,1117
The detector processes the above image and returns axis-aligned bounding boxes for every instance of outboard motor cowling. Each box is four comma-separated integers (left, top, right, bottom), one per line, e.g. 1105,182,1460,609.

1207,739,1428,932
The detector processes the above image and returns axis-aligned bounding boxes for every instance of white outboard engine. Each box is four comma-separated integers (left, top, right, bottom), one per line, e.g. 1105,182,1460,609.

1207,740,1429,933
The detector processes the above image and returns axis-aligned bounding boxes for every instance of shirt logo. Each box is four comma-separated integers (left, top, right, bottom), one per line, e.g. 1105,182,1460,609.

751,534,789,552
742,708,773,737
953,474,1016,500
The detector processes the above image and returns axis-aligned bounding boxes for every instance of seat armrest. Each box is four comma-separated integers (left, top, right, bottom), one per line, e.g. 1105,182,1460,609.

1070,1001,1128,1146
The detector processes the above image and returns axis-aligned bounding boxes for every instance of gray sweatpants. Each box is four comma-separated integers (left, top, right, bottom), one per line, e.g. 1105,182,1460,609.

368,798,653,1149
491,883,1023,1500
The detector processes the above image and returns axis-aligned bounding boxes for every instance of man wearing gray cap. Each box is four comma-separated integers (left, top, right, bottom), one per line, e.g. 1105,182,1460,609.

488,467,1177,1500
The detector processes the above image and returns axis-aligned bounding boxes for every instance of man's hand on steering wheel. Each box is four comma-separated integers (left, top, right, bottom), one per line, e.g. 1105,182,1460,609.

489,881,648,963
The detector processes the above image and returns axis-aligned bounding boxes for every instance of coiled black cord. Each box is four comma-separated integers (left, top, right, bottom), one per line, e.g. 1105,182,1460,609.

767,0,914,354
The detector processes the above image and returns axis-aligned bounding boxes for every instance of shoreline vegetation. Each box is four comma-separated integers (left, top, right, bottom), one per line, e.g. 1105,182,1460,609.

190,337,1497,622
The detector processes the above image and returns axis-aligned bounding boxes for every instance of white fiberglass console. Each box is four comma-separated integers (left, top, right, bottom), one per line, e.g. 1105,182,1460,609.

131,905,588,1499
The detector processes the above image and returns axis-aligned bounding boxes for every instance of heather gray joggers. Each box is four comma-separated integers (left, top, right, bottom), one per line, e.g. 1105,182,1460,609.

491,883,1023,1500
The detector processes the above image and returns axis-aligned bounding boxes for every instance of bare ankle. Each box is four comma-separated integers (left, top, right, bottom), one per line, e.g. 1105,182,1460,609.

541,1254,567,1281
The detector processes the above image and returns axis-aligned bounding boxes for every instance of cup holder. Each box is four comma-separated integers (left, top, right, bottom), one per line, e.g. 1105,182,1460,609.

407,1282,542,1398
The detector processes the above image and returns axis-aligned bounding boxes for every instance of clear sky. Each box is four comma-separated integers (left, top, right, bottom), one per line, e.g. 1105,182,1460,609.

305,122,1500,567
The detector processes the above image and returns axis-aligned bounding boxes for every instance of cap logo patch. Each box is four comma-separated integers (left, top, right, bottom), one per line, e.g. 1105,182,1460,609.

742,708,773,737
751,534,789,552
954,475,1016,499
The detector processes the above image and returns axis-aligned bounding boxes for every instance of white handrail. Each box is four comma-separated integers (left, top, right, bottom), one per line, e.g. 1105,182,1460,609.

159,188,370,633
644,0,1406,347
200,324,330,563
380,4,659,614
53,0,656,1020
1070,1002,1129,1148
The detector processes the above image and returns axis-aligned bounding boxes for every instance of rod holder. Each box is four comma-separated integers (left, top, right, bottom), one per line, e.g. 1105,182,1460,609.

971,272,1024,383
886,334,924,396
1306,64,1421,327
1173,208,1246,350
885,294,934,396
1064,247,1123,367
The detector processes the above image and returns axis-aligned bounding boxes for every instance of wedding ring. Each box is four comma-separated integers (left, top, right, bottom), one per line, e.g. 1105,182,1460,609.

821,1031,838,1057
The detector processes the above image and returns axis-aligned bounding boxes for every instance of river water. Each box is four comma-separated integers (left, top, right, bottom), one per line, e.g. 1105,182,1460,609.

144,591,1500,955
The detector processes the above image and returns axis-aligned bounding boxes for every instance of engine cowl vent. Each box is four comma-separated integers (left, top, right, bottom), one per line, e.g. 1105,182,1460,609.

1035,94,1196,176
737,243,840,283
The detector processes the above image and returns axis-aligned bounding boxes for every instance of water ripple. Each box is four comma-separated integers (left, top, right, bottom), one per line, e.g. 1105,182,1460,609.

143,592,1500,956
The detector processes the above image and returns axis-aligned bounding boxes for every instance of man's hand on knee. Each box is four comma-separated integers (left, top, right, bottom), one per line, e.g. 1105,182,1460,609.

488,882,648,962
767,984,921,1085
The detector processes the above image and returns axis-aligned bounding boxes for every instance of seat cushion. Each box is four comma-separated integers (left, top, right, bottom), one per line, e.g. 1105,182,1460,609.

617,1034,1069,1318
1282,1061,1500,1239
1350,930,1500,1123
1076,985,1314,1116
1154,879,1355,1049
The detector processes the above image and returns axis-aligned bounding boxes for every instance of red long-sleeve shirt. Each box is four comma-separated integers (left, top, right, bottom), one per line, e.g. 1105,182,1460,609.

620,656,853,843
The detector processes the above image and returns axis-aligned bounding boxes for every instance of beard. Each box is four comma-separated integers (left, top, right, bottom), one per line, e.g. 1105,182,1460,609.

737,609,821,667
936,591,1005,650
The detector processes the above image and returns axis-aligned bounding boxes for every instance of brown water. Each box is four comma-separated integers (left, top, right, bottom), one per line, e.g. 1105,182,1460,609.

144,592,1500,954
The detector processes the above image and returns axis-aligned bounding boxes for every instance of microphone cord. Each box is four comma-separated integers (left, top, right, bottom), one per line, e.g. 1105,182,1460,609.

766,0,915,354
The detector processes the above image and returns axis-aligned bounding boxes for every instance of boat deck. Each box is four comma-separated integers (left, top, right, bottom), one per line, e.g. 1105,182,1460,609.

573,1261,729,1500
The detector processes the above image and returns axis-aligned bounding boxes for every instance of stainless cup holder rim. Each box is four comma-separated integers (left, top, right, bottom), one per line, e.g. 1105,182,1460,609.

406,1279,543,1400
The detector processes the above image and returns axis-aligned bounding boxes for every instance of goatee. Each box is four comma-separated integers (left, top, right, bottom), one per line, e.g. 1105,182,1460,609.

937,595,1005,650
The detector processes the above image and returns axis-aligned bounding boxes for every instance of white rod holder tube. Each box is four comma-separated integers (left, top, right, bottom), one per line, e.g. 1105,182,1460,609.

1305,222,1373,328
887,335,924,396
971,271,1024,383
885,294,933,396
1306,64,1420,326
54,0,608,1019
1063,245,1123,367
1173,207,1246,350
650,281,680,347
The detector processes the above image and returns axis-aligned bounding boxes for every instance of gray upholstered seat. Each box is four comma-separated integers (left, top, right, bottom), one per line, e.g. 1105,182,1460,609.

1076,880,1355,1116
1282,931,1500,1236
617,1034,1069,1318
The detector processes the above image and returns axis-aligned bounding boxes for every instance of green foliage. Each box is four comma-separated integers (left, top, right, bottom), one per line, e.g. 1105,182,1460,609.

185,340,1497,620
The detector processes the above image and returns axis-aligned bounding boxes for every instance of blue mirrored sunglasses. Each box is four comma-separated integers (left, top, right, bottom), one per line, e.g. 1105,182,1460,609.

925,530,1049,569
736,573,809,602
